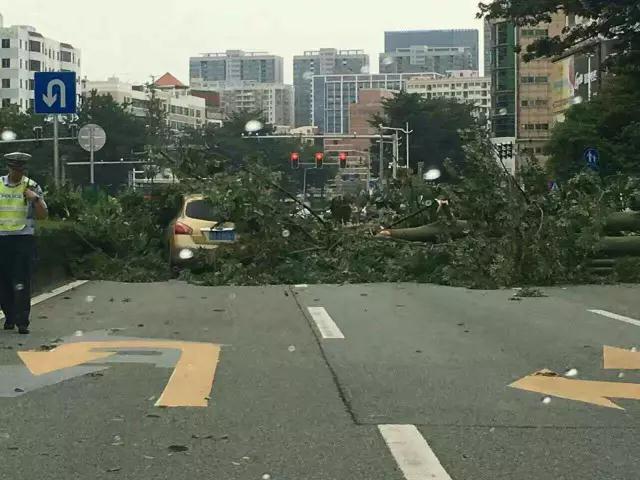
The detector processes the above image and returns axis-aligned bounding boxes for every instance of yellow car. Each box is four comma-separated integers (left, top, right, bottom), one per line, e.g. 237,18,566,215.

166,194,236,266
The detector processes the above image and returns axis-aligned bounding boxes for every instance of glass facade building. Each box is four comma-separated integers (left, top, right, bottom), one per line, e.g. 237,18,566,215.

293,49,369,127
312,72,442,134
487,21,517,138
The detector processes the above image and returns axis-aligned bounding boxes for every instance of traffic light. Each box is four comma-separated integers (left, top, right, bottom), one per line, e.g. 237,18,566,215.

315,152,324,169
339,152,347,169
496,143,514,161
290,152,300,169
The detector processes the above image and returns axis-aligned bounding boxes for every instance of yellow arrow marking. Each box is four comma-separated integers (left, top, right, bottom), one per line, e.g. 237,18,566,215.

510,369,640,410
18,340,221,408
603,346,640,370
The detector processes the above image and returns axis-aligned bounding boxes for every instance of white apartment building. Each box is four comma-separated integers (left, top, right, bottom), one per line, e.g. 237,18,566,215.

0,13,81,111
84,74,206,130
406,71,491,118
218,82,294,128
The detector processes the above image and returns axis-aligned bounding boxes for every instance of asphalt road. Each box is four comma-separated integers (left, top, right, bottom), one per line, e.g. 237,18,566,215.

0,280,639,479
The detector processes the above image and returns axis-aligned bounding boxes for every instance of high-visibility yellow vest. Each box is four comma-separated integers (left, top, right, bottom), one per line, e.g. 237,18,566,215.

0,177,29,232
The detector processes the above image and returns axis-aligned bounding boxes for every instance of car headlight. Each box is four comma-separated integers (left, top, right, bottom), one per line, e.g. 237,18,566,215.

178,248,195,260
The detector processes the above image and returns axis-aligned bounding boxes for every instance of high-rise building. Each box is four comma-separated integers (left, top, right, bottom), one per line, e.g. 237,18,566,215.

293,49,369,127
384,30,479,71
486,14,566,160
218,83,294,128
312,72,442,134
406,71,491,119
189,50,283,88
84,73,206,130
0,14,81,111
380,46,475,75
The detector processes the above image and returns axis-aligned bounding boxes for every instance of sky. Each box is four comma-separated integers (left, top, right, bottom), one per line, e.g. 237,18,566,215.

0,0,485,85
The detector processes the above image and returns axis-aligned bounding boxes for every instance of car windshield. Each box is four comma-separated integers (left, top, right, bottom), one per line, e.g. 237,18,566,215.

185,199,219,221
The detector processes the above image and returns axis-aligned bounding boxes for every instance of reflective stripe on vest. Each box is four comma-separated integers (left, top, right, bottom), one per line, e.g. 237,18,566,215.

0,179,28,232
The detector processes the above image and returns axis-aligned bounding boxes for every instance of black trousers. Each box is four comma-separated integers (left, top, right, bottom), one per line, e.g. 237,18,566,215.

0,235,35,328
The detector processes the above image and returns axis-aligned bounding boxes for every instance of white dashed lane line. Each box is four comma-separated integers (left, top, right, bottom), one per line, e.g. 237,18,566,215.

589,309,640,328
379,424,453,480
307,307,345,339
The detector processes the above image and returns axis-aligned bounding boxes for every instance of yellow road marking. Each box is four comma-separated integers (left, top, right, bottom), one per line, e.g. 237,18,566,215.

510,369,640,410
18,340,221,408
603,346,640,370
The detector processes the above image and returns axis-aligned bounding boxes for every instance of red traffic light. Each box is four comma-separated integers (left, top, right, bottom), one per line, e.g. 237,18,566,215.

315,152,324,169
339,152,347,168
290,152,300,169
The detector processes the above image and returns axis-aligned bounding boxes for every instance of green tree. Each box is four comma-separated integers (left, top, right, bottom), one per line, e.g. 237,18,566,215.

63,91,147,189
371,92,480,176
546,74,640,179
478,0,640,74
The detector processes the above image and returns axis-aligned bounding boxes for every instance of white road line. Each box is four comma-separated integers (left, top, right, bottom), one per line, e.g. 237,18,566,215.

379,425,453,480
588,309,640,327
307,306,344,339
0,280,89,321
294,284,309,289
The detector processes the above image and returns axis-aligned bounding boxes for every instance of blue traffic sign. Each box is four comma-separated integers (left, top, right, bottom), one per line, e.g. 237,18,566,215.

34,72,77,114
584,147,600,170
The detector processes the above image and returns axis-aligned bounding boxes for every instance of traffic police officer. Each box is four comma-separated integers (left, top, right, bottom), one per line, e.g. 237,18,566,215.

0,152,48,334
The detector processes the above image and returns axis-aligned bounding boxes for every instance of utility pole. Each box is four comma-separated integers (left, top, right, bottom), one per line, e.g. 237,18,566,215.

379,132,385,188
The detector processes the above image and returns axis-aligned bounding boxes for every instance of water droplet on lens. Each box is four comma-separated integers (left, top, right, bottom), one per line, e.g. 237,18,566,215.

302,71,314,81
1,129,16,142
14,284,24,291
74,330,84,337
619,372,626,379
244,120,263,133
262,475,271,480
542,396,552,405
282,229,291,238
86,295,96,303
288,345,296,353
564,368,578,378
381,56,394,66
360,65,370,74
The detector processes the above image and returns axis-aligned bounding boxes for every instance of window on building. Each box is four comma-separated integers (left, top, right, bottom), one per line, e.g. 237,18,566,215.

28,99,35,110
19,59,23,69
535,99,548,106
28,40,41,53
1,58,9,68
1,79,10,88
60,51,72,63
1,39,9,49
535,76,548,83
535,123,549,130
521,100,530,107
28,60,41,72
1,98,10,107
28,79,34,90
19,40,22,49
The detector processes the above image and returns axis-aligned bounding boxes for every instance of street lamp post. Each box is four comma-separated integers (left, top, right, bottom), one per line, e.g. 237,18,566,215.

379,124,413,177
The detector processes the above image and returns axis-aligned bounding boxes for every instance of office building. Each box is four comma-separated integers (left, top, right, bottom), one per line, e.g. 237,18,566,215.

486,14,566,161
380,45,475,75
550,15,613,123
347,88,395,153
218,83,294,128
312,72,442,134
0,13,81,111
385,30,479,71
84,73,206,130
189,50,283,88
406,71,491,119
293,48,369,127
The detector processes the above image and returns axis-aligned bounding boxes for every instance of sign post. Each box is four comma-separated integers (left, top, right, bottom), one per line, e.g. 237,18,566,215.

34,72,77,186
78,124,107,185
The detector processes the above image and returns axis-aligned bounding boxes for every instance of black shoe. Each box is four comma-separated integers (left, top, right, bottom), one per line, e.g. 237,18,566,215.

3,323,15,331
17,327,29,335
